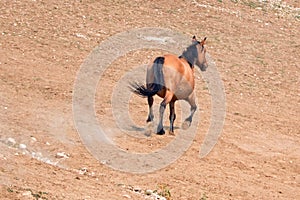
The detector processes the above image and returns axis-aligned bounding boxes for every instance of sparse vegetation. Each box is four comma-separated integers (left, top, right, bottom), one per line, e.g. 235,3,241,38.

6,187,48,200
29,189,49,200
200,193,208,200
242,0,261,9
7,187,14,193
154,183,172,200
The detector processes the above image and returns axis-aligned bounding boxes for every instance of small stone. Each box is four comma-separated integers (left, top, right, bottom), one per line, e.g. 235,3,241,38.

78,167,88,175
22,191,32,196
90,171,95,176
55,152,69,158
123,194,131,198
19,144,27,149
7,138,16,146
30,136,37,142
145,189,153,195
75,33,88,40
133,187,141,193
100,160,107,164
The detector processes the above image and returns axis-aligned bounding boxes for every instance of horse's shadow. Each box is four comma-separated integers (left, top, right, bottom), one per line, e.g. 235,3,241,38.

126,125,180,137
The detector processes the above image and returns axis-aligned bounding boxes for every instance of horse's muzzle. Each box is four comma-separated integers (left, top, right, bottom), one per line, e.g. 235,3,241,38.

199,63,208,71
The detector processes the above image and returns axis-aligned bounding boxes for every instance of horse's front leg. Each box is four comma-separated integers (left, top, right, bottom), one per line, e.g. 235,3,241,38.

182,92,197,130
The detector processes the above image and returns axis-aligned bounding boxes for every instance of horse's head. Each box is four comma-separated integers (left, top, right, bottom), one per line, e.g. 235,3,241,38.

192,36,208,71
181,36,208,71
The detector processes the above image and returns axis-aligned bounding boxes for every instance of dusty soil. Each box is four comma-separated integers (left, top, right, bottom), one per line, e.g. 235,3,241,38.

0,0,299,199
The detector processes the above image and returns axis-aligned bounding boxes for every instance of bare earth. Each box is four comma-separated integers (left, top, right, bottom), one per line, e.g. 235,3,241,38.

0,0,299,199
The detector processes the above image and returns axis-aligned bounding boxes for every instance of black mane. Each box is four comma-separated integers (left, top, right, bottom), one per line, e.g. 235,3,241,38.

179,42,198,68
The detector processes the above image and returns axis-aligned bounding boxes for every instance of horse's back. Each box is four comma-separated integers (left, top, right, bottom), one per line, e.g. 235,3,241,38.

147,54,195,100
163,54,186,74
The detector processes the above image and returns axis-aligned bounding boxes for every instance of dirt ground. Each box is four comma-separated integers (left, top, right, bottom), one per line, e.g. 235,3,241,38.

0,0,299,199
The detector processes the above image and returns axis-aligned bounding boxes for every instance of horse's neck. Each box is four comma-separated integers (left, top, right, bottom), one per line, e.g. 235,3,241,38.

180,50,194,68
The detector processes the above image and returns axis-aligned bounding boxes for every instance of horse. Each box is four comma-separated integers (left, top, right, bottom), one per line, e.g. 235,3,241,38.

130,36,208,135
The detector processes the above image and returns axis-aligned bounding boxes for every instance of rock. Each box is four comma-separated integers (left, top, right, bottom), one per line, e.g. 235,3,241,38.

123,194,131,198
145,189,153,195
19,143,27,149
152,193,166,200
31,151,42,159
6,138,16,146
133,187,141,193
100,160,107,164
55,152,69,159
78,167,88,175
89,171,95,176
30,136,37,142
22,191,32,196
75,33,88,40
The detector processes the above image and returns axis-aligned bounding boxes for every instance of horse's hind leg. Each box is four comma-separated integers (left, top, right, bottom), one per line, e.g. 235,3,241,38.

182,92,197,130
157,91,173,135
146,96,154,122
169,101,176,135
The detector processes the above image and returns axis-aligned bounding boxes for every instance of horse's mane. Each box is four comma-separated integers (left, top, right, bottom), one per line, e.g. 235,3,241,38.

179,42,199,68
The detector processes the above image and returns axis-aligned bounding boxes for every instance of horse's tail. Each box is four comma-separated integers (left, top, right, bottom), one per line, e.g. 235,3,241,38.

130,57,165,97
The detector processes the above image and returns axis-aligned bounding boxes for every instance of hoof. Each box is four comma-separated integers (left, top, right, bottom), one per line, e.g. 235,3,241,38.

157,129,165,135
146,116,154,122
181,120,191,130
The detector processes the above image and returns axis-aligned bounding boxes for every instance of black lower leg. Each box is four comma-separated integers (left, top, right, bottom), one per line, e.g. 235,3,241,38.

157,102,166,135
146,96,154,122
185,105,197,123
169,102,176,133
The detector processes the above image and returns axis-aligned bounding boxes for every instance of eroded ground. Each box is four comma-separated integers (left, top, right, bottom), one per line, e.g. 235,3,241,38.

0,0,299,199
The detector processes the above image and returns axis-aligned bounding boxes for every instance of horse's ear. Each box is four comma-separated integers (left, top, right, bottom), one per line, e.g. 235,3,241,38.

200,37,207,46
192,35,197,42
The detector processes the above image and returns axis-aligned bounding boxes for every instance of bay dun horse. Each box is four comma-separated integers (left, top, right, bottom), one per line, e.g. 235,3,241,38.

131,36,208,135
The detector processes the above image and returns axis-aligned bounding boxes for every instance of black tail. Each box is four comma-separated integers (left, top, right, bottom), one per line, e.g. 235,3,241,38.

130,57,165,97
